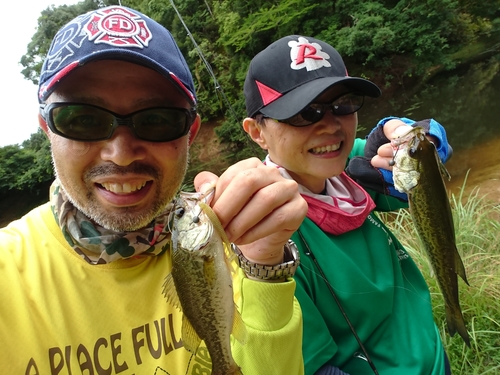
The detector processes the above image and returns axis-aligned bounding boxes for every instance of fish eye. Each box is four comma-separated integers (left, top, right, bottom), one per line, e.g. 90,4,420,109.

175,207,185,218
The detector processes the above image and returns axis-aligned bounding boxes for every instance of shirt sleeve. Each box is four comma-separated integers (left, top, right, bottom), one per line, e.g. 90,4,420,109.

373,116,452,162
232,269,304,375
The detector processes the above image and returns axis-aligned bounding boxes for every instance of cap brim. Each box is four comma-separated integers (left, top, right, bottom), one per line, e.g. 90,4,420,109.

260,76,381,120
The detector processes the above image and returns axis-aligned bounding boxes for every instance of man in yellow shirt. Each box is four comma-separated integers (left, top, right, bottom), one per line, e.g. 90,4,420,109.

0,5,307,374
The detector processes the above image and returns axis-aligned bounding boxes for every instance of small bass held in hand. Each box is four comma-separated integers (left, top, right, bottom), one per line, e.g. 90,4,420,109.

162,188,247,375
391,126,471,347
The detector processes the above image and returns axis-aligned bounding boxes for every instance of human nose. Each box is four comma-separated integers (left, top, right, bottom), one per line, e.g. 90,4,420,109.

99,126,147,166
315,109,342,132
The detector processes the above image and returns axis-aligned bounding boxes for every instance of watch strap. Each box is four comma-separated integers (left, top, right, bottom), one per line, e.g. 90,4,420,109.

232,240,300,281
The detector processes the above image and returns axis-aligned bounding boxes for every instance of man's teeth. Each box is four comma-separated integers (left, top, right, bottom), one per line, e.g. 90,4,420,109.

311,143,341,154
101,182,147,193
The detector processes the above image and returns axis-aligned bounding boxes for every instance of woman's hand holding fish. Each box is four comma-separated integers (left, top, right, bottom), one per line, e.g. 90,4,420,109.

371,120,441,170
194,158,308,267
369,119,412,169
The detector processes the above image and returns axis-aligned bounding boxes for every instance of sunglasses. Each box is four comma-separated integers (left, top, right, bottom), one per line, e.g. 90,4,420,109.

268,92,365,127
39,102,197,142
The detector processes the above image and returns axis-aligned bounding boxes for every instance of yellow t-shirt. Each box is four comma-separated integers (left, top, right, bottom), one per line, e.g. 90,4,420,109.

0,203,304,375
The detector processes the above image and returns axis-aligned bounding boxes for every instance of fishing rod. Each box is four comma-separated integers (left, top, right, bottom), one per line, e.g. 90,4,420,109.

168,0,262,156
168,0,240,125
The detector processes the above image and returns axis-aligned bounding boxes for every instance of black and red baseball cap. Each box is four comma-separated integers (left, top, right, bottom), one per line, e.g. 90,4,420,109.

244,35,381,119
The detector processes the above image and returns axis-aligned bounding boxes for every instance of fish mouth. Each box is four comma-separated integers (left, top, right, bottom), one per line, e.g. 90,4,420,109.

99,181,150,194
310,142,341,155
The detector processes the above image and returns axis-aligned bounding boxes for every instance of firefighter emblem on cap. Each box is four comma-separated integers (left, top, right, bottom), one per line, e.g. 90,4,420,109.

85,6,152,48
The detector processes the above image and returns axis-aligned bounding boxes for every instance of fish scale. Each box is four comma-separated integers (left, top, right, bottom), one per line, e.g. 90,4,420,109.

392,126,471,347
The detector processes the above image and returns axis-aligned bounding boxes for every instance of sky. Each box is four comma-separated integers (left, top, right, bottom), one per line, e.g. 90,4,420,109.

0,0,81,147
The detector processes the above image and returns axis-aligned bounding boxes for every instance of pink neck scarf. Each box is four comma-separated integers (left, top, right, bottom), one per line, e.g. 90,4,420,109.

264,156,375,235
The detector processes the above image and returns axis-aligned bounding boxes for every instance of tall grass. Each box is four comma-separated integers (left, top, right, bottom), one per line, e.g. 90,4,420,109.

381,186,500,374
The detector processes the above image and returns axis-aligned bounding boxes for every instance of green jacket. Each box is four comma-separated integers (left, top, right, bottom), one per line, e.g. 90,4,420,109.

292,138,445,375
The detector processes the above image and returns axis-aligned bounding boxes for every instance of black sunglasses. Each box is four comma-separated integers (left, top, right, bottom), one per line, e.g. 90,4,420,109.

267,92,365,127
39,102,197,142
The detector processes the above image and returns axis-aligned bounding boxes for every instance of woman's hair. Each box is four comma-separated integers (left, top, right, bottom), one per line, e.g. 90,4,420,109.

254,113,267,127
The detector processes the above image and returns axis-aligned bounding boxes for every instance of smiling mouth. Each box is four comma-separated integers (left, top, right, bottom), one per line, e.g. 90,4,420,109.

100,181,148,194
310,142,341,155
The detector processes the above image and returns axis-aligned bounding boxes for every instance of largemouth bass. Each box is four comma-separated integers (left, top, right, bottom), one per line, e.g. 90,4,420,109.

162,188,247,375
391,126,471,347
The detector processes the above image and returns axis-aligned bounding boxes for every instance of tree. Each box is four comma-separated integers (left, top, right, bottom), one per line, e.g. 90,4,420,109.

14,0,500,176
0,130,53,198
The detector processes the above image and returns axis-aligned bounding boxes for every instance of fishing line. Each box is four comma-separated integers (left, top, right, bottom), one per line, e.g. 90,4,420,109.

168,0,262,155
389,143,400,166
297,229,380,375
298,259,402,297
168,0,238,124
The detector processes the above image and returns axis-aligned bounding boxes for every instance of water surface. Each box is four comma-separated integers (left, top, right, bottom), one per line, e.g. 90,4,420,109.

360,51,500,203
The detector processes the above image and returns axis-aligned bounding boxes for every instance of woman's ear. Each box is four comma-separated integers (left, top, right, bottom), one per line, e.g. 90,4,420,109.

243,117,268,150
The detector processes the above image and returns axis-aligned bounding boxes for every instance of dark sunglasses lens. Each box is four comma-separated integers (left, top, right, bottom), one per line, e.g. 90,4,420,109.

282,93,364,126
50,105,114,140
284,105,324,126
332,93,364,115
132,108,191,142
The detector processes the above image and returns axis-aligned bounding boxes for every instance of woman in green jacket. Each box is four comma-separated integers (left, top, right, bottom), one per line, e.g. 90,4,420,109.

242,35,454,375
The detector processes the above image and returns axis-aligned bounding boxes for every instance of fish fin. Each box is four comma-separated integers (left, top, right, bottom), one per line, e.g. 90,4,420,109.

435,148,451,181
441,163,451,181
181,314,202,353
445,304,471,347
224,243,239,275
453,247,470,286
231,305,248,345
161,273,182,311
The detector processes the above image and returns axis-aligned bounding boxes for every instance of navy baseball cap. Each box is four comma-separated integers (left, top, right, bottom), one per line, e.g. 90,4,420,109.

38,6,196,106
244,35,381,119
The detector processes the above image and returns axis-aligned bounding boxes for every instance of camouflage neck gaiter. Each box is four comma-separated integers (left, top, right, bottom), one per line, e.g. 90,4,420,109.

49,180,173,265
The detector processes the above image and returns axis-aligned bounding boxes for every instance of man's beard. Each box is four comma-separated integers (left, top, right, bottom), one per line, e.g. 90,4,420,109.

53,158,188,232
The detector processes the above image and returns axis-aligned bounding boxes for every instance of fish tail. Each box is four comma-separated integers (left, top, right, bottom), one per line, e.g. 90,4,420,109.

445,304,471,347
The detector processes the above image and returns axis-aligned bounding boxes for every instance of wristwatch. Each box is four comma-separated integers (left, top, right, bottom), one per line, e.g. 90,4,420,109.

232,240,300,281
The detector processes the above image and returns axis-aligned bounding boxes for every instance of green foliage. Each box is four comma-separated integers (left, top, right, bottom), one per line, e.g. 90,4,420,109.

19,0,103,84
381,184,500,374
17,0,499,160
215,0,318,53
0,130,53,197
9,0,499,198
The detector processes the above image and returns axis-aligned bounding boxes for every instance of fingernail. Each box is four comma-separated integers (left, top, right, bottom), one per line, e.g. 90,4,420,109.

200,182,216,194
392,126,412,138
